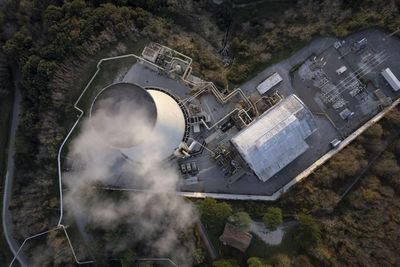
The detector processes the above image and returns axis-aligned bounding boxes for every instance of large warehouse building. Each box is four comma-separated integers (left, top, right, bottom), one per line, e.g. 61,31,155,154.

231,95,317,182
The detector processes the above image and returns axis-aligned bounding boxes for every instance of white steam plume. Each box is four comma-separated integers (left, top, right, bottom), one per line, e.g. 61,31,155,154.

62,95,198,266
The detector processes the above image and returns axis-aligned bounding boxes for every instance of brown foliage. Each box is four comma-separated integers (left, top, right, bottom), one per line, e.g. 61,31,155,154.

317,174,400,267
371,151,400,192
385,108,400,127
329,145,367,180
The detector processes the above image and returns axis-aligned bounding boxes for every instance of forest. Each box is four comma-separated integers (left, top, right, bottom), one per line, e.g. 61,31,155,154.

0,0,400,265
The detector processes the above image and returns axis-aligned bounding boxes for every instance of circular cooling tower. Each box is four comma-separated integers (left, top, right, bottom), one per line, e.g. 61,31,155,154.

90,83,186,161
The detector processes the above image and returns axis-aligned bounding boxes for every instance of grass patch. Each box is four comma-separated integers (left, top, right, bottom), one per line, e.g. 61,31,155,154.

246,39,310,82
75,56,138,113
63,36,148,123
60,37,148,156
60,56,137,158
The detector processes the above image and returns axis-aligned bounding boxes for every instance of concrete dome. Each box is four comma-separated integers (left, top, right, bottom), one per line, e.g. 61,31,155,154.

90,82,186,161
120,89,186,161
90,83,157,149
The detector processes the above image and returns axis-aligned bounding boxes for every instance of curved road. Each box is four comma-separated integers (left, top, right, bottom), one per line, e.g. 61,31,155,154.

2,86,26,266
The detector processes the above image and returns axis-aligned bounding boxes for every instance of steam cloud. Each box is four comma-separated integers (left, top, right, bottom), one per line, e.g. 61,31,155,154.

63,97,198,265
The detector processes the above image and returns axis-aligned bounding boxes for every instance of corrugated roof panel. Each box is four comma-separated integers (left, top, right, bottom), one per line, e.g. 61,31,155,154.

256,72,283,94
231,95,317,182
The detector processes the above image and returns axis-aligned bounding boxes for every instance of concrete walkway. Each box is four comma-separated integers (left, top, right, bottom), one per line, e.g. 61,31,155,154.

250,220,298,246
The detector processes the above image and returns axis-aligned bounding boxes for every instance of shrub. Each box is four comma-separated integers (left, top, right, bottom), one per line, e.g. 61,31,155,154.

262,207,283,231
228,211,252,230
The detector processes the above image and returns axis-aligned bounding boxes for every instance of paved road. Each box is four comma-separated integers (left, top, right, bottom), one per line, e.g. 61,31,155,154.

240,36,336,97
2,86,26,266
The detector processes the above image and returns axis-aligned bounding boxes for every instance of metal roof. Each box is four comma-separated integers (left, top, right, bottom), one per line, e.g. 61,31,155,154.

381,68,400,92
219,223,252,252
256,72,283,95
231,95,317,182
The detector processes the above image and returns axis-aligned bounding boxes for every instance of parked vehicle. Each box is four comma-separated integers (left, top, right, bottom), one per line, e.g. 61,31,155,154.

186,162,192,173
180,163,187,174
191,161,198,174
221,118,234,132
330,139,341,149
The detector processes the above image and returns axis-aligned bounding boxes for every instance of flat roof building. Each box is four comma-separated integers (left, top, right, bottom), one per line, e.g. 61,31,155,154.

231,95,317,182
381,68,400,92
256,72,283,95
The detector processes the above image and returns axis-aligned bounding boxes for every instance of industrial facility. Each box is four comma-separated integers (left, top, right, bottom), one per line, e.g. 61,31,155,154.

90,82,189,162
84,28,400,197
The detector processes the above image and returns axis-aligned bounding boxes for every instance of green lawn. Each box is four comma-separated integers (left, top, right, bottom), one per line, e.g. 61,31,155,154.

75,56,138,114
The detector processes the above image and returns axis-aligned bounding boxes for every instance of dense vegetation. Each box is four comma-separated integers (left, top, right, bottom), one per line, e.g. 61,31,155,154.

0,51,14,264
0,0,400,265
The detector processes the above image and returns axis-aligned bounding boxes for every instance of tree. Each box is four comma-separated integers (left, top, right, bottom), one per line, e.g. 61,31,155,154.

247,257,271,267
263,207,283,231
192,248,205,265
371,151,400,192
45,5,63,24
228,212,252,230
272,254,291,267
385,108,400,126
295,214,321,249
121,250,137,267
229,37,250,59
213,258,240,267
328,146,366,179
364,123,383,139
2,32,33,65
215,3,232,30
199,198,232,231
293,255,313,267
